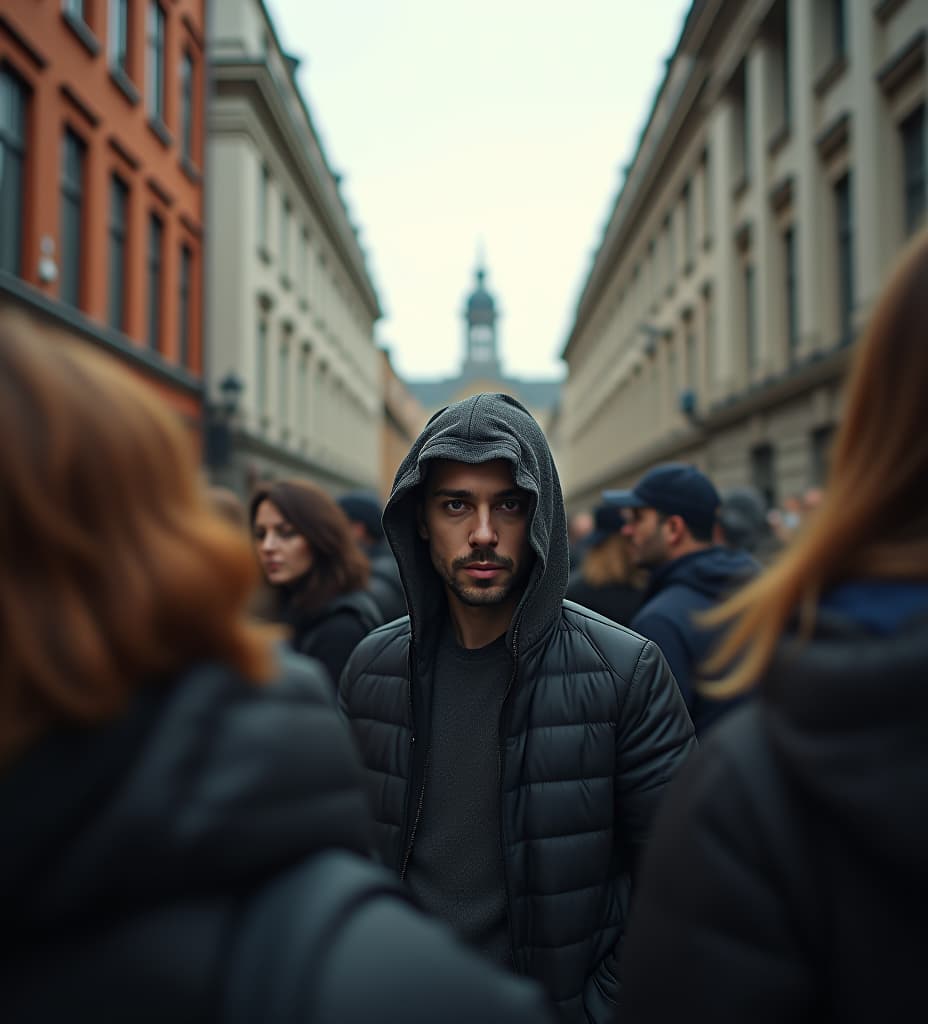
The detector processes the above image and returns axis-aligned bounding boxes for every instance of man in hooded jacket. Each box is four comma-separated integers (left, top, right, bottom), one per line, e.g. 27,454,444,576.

338,393,696,1024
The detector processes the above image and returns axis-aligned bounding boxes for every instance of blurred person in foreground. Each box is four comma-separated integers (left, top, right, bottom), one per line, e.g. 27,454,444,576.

337,490,407,622
0,321,555,1024
565,500,645,625
339,392,695,1023
621,228,928,1023
250,480,382,685
612,463,759,735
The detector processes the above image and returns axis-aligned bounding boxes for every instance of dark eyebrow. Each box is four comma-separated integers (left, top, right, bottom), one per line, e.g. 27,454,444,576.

431,488,526,500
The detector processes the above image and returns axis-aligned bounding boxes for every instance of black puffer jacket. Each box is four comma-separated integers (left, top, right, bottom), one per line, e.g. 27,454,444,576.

339,393,696,1023
622,604,928,1023
0,652,555,1024
292,588,382,685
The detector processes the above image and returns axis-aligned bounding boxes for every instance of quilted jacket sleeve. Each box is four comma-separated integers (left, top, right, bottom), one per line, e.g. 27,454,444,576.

614,637,697,871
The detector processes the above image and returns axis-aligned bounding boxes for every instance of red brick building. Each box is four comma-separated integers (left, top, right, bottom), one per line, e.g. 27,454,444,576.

0,0,205,421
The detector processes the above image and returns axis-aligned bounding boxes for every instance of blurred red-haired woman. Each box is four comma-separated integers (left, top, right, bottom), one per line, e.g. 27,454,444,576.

622,228,928,1022
0,317,555,1024
250,481,382,685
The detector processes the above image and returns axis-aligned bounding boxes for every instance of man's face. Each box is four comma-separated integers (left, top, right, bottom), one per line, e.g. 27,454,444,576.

418,458,533,609
621,507,671,570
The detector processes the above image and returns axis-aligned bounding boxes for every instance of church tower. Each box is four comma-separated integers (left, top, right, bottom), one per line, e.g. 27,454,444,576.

462,262,502,379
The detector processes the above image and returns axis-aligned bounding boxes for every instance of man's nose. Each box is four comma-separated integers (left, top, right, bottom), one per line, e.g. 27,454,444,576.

470,510,498,547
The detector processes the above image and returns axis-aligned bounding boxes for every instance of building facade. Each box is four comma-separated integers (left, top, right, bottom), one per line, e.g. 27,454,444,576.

0,0,206,421
560,0,927,512
407,261,562,431
379,346,426,500
206,0,383,497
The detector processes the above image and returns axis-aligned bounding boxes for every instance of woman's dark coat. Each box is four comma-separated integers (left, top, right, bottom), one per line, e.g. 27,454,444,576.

622,606,928,1023
291,588,382,684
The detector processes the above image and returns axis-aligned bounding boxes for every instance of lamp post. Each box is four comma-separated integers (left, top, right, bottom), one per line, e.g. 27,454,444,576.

205,372,243,479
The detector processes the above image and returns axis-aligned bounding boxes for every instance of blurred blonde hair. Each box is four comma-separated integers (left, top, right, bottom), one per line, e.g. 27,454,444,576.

703,227,928,695
0,316,275,763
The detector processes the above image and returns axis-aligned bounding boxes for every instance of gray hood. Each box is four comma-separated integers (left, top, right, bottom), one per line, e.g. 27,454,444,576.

383,393,568,659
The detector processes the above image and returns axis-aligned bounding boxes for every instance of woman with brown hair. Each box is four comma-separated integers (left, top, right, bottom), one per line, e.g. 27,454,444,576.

565,501,644,625
621,229,928,1022
250,481,382,684
0,318,556,1024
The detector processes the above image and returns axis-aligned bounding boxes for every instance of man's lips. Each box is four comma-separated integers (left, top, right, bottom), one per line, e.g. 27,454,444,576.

462,562,506,579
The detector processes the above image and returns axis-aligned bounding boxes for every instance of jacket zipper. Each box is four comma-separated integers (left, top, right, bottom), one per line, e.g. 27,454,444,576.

400,636,424,880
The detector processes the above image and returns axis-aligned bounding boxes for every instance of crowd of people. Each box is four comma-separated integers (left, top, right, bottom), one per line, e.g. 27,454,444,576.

3,226,927,1022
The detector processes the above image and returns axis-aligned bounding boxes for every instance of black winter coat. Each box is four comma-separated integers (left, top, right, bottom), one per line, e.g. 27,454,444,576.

0,653,555,1024
291,588,382,685
622,609,928,1023
339,393,696,1023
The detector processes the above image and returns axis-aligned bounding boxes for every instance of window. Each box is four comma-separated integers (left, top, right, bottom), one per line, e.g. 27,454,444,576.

831,0,846,61
810,425,835,486
682,183,694,267
751,443,776,510
901,105,926,237
60,128,86,308
147,3,165,121
256,318,268,420
784,227,799,359
834,173,854,342
766,0,790,133
280,198,291,279
732,63,749,183
299,228,310,300
665,215,675,287
147,213,163,349
108,0,129,73
278,334,290,431
180,51,194,161
701,148,712,244
745,263,758,370
179,244,192,366
685,325,698,390
0,66,28,276
258,164,270,250
108,175,129,329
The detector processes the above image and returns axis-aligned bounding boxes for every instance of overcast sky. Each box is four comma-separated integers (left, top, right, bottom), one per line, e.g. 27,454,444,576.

265,0,691,381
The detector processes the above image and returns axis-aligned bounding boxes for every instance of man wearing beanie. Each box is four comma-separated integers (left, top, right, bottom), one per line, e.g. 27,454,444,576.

610,463,758,735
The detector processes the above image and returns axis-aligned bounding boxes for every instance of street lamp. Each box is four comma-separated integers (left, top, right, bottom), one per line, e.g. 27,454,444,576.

206,372,244,471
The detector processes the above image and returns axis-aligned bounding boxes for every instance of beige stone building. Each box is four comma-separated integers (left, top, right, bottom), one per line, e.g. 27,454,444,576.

206,0,383,496
379,346,427,500
560,0,927,513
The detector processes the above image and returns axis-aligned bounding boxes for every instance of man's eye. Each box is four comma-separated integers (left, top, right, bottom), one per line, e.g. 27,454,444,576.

500,500,522,512
445,500,465,512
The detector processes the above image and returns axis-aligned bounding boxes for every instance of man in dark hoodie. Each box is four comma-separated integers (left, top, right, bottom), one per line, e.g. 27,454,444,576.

611,463,759,735
338,393,696,1024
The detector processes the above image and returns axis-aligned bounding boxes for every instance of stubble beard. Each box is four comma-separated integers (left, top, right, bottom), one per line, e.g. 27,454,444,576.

434,549,527,607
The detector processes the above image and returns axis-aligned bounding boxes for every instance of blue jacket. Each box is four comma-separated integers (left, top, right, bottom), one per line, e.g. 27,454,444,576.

629,546,758,734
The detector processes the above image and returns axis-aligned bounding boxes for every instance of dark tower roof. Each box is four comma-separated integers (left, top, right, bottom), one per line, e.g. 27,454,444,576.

465,267,496,319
